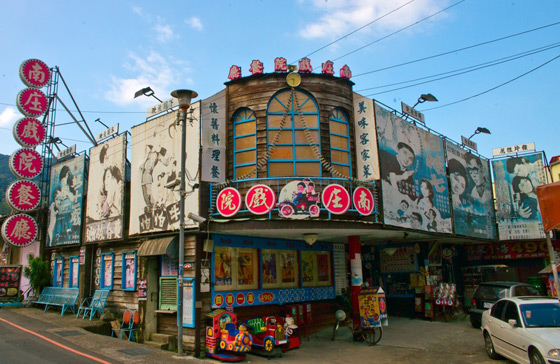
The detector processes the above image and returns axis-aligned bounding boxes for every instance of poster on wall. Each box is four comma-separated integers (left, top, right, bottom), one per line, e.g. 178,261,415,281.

85,134,126,242
446,142,496,239
47,154,87,246
375,104,451,233
492,153,546,240
129,104,200,235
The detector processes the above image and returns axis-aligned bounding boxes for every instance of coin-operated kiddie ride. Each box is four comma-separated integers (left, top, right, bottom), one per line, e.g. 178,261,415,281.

243,316,289,358
206,309,253,362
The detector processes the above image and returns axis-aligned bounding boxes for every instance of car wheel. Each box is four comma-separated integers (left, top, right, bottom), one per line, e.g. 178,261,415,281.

264,338,274,352
530,348,546,364
470,314,481,328
484,331,500,360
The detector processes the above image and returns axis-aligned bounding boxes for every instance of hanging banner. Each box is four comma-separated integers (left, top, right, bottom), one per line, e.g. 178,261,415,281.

47,155,87,246
492,153,546,240
446,142,496,239
353,94,379,180
19,59,50,89
85,134,126,242
129,103,200,235
201,89,226,182
1,214,38,247
375,103,451,233
13,117,46,148
6,180,41,212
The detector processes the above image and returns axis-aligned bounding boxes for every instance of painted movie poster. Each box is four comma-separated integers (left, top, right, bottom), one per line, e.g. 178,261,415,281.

85,134,126,242
47,154,86,246
446,142,496,239
129,103,200,235
492,153,546,240
375,104,451,233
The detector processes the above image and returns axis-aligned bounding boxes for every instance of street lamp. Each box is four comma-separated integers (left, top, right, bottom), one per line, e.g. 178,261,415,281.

468,127,491,140
134,86,163,103
412,93,438,109
170,89,197,357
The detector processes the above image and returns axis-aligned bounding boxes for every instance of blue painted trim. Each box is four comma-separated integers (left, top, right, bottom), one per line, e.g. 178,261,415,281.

178,277,196,328
68,255,79,288
233,108,257,179
100,252,115,290
53,257,65,287
121,251,137,291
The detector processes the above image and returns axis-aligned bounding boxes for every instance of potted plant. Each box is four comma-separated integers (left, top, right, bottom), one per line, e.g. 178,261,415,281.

23,253,51,301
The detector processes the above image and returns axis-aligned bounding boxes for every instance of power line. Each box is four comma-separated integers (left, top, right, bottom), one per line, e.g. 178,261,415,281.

361,42,560,96
294,0,416,64
422,53,560,111
353,20,560,78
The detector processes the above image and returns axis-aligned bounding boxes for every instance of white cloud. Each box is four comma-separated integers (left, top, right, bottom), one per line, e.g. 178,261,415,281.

299,0,447,39
105,51,191,107
0,107,19,127
186,17,203,31
154,24,178,43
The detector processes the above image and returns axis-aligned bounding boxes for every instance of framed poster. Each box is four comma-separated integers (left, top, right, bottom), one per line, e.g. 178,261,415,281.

180,277,196,328
54,257,64,287
301,251,315,286
101,252,114,290
122,251,137,291
214,246,257,291
280,250,298,288
262,249,298,289
237,248,257,290
317,252,332,285
69,256,79,288
262,249,278,288
214,246,233,290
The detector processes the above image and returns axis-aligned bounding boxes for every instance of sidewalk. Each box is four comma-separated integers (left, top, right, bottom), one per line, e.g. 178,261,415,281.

1,306,507,364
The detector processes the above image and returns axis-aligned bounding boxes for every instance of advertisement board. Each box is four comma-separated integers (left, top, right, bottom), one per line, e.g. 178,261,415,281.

446,142,496,239
129,104,200,235
47,154,86,246
492,153,546,240
85,134,126,242
375,104,451,233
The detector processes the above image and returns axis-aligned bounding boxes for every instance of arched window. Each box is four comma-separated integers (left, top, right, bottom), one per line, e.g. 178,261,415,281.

266,89,320,177
233,108,256,179
329,108,351,177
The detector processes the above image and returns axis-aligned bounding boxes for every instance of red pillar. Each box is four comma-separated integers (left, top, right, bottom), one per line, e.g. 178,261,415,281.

348,235,362,325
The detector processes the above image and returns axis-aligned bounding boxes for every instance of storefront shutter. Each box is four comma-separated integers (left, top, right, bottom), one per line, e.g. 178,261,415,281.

159,277,177,311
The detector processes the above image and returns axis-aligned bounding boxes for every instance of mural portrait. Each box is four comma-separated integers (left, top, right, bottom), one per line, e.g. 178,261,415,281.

129,105,200,235
446,142,496,239
85,134,126,242
375,104,451,233
47,154,86,246
492,153,546,240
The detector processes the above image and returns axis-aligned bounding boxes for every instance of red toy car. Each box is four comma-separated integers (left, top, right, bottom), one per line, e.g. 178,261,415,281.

245,316,288,355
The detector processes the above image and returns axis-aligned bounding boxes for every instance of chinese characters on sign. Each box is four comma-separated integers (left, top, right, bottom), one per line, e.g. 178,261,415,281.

321,184,351,215
6,180,41,212
228,65,242,80
13,117,45,148
492,142,536,157
57,144,77,159
216,187,242,217
249,60,264,75
274,57,288,72
352,186,375,216
19,59,50,88
227,57,352,80
352,94,379,181
401,102,425,124
9,148,43,179
16,88,48,118
146,99,176,119
201,90,226,182
1,214,38,247
245,184,276,215
95,124,120,143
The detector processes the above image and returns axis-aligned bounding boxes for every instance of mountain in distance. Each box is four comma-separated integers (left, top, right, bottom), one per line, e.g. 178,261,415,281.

0,154,13,215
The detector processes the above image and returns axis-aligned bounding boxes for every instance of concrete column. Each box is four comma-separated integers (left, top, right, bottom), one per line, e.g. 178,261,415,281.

348,235,362,326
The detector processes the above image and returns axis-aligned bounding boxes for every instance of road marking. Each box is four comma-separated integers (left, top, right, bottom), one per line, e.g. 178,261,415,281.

0,317,113,364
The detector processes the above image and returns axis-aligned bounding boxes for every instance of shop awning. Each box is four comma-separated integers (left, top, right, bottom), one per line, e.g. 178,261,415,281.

138,236,178,261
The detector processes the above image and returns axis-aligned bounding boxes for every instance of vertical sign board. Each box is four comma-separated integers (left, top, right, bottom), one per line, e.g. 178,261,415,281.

0,265,22,302
180,278,196,328
375,104,452,233
46,154,87,246
85,134,126,242
492,153,546,240
129,103,200,235
333,243,348,295
446,142,496,239
352,94,379,181
201,89,226,183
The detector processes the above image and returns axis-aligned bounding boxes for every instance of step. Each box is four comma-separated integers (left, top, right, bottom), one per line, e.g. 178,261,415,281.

151,333,172,344
144,340,168,350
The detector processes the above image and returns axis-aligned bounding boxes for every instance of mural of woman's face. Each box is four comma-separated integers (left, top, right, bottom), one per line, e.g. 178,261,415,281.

450,172,466,196
518,177,534,194
420,181,430,196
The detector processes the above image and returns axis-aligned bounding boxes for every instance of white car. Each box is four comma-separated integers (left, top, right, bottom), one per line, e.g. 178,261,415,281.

482,296,560,364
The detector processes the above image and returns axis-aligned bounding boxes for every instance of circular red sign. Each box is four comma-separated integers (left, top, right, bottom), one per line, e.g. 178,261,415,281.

225,293,235,307
214,294,224,307
245,184,276,215
236,293,245,306
9,148,43,179
352,186,375,216
321,184,351,215
216,187,242,217
6,180,41,212
13,117,46,148
19,59,51,89
17,88,48,118
1,214,38,247
246,292,255,305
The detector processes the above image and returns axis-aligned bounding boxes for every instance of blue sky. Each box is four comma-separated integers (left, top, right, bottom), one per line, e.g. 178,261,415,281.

1,0,559,164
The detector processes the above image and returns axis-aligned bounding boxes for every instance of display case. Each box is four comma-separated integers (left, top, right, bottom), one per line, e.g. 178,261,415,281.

383,272,415,297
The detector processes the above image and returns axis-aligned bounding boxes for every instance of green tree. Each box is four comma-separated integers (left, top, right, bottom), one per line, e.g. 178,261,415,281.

23,253,51,297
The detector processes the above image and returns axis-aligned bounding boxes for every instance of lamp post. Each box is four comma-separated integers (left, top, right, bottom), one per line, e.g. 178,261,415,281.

135,86,163,103
468,127,491,140
170,89,197,356
412,93,438,109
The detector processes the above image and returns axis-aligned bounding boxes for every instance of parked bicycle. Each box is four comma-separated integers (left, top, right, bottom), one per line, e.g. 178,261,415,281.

331,308,383,345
